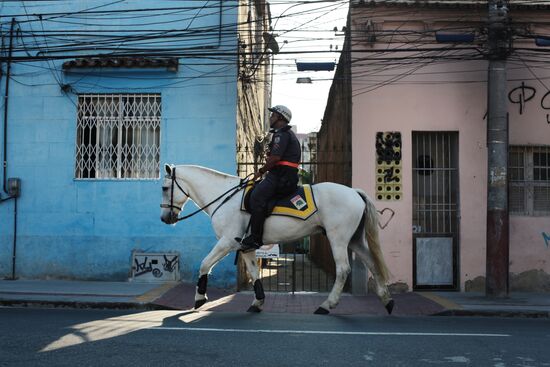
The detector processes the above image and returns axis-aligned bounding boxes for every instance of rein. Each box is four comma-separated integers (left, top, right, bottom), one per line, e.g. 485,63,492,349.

161,167,252,222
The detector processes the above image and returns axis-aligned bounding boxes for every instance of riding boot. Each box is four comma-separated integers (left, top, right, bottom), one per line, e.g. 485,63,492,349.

240,210,266,253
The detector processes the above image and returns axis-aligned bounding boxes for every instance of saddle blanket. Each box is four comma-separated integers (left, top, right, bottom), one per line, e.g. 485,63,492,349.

240,182,318,220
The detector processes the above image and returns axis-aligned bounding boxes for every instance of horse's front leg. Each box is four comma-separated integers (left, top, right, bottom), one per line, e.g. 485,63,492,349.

195,236,237,310
240,250,265,313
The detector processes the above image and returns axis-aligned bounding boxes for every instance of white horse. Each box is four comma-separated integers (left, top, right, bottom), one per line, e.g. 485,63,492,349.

160,164,393,315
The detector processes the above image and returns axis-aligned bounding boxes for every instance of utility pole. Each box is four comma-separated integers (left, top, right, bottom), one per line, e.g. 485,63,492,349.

486,0,510,297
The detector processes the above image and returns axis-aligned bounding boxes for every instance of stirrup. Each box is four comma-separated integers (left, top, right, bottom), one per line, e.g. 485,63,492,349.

236,236,262,253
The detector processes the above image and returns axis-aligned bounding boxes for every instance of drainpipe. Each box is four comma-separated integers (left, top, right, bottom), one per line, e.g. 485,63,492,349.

9,196,18,280
1,19,18,281
486,1,510,297
2,18,15,196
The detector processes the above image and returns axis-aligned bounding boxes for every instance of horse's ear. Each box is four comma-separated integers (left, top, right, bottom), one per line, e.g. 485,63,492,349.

164,164,172,176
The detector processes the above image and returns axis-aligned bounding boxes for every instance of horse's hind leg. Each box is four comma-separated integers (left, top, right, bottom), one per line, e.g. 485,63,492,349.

349,239,393,314
315,234,351,315
240,250,265,313
195,236,236,309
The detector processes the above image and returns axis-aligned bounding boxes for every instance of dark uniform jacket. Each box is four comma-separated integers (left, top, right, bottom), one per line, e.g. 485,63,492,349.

266,125,301,195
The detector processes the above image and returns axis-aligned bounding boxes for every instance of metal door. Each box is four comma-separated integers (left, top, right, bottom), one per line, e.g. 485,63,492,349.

412,132,459,290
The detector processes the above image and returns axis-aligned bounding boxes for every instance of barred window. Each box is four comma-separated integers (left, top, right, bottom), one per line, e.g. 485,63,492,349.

509,146,550,216
75,94,161,179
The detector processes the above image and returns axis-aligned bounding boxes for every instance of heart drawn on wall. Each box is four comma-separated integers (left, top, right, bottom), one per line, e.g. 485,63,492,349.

377,208,395,230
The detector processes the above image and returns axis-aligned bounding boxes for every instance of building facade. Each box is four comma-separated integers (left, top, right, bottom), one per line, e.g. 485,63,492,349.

321,0,550,293
0,1,270,287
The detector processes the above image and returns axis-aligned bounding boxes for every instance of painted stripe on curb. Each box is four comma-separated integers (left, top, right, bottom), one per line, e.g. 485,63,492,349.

134,282,179,303
418,292,463,310
150,327,509,337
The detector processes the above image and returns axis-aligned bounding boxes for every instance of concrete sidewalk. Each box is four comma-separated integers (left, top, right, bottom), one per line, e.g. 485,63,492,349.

1,279,549,317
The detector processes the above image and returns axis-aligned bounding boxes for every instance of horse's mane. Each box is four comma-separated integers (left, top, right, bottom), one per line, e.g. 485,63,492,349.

178,164,238,181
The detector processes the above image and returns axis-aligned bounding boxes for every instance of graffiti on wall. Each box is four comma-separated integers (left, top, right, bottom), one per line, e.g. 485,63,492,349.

132,252,179,281
508,82,550,124
375,132,402,201
543,232,550,248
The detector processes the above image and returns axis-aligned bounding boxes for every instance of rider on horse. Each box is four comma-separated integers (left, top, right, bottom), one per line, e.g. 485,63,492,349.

239,105,301,253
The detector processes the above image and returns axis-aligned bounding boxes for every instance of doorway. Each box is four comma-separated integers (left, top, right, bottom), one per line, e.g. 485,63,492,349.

412,132,459,290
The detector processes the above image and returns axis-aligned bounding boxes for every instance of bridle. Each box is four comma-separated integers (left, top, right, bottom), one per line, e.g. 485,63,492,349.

160,166,252,223
160,166,189,215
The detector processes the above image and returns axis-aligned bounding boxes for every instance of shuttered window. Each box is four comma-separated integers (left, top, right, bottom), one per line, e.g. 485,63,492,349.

75,94,161,179
509,146,550,216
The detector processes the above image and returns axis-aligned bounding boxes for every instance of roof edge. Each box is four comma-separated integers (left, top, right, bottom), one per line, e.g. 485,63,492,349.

352,0,550,10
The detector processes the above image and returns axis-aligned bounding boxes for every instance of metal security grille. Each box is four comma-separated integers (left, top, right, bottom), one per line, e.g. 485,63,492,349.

412,132,459,290
255,245,336,293
75,94,161,179
412,132,459,235
509,146,550,215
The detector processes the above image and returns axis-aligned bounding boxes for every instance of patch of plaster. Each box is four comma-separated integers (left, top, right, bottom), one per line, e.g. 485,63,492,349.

465,269,550,292
388,281,409,293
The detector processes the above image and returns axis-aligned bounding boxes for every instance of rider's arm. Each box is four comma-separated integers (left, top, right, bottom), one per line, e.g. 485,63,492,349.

259,155,281,174
258,132,289,175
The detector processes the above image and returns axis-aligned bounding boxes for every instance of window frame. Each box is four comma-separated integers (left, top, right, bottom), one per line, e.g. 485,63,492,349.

74,93,161,180
509,145,550,217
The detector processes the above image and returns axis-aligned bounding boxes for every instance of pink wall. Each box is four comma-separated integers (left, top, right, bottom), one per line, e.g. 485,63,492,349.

351,5,550,291
352,65,489,289
507,64,550,274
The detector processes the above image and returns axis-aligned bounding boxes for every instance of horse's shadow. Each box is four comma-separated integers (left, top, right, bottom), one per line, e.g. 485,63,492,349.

159,309,255,329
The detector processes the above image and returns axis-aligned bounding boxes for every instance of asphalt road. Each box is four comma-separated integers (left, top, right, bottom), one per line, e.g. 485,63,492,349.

1,307,549,367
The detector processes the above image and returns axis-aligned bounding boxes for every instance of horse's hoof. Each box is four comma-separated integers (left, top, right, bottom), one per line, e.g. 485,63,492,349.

385,299,394,315
247,305,262,313
314,307,330,315
194,299,207,310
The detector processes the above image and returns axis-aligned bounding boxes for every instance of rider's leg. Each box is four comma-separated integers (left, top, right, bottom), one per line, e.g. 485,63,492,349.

240,174,277,252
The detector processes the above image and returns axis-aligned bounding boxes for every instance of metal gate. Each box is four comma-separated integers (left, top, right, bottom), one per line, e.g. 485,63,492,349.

236,140,342,292
412,132,459,290
254,240,335,293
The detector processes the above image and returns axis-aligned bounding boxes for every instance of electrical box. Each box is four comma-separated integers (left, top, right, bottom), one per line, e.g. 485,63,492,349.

7,178,20,198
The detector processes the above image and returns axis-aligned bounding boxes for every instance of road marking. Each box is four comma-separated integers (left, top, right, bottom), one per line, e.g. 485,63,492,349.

151,327,509,337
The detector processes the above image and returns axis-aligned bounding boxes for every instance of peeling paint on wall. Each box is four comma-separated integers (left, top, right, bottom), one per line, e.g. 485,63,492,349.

465,269,550,292
543,232,550,248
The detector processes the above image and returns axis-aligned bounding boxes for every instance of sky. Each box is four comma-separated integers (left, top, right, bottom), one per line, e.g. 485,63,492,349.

269,1,349,134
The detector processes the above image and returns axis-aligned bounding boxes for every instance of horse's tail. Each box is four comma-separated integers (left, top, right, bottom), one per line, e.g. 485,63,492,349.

355,189,390,283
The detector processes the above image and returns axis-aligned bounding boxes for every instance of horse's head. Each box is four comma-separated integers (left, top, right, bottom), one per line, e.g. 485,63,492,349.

160,164,190,225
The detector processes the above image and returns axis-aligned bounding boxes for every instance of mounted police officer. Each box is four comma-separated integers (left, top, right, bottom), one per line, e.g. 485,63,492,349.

240,105,301,252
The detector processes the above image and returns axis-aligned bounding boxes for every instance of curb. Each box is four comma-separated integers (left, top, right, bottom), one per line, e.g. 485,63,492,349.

0,299,166,311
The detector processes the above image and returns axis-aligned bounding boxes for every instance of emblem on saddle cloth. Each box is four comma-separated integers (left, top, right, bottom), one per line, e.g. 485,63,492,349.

240,182,318,220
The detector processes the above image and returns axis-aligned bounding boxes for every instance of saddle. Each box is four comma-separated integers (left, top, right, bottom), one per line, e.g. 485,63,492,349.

240,181,318,220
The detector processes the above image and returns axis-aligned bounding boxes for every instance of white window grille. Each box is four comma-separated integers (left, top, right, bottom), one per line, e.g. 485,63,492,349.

75,94,161,179
509,146,550,216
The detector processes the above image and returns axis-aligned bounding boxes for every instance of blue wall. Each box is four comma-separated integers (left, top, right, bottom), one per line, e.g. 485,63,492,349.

0,1,239,287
